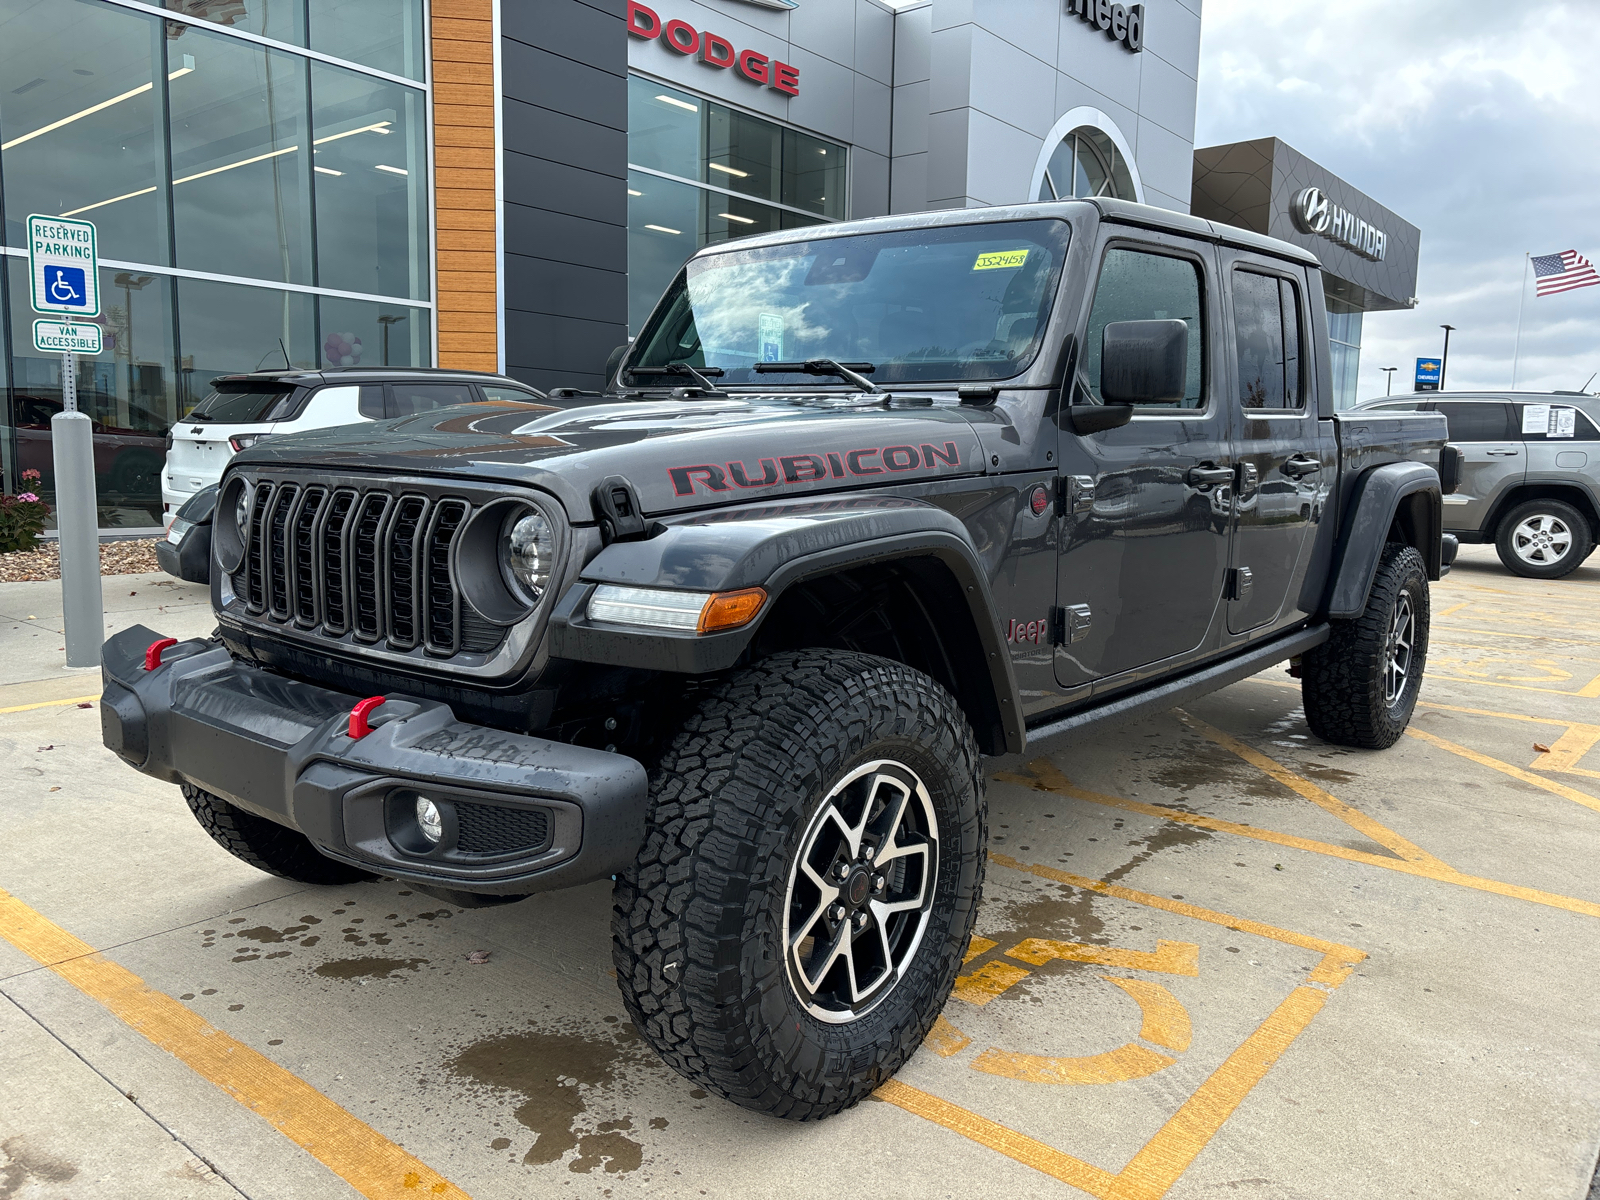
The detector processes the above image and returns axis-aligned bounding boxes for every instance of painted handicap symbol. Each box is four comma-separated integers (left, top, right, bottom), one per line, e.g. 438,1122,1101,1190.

936,936,1199,1085
49,266,87,306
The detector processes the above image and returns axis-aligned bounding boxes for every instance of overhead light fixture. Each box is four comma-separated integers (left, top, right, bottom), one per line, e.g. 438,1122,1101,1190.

719,212,755,225
644,224,681,235
61,185,156,217
708,162,749,178
374,164,408,175
3,54,195,151
311,120,392,146
655,94,698,113
172,144,297,186
314,166,343,176
627,188,643,196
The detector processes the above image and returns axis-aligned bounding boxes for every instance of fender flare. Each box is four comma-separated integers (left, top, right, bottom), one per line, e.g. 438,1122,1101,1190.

548,495,1025,754
1326,461,1442,620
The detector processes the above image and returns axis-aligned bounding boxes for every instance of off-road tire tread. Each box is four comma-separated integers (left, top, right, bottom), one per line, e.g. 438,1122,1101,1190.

181,782,375,884
1494,498,1593,580
612,649,985,1121
1301,542,1429,749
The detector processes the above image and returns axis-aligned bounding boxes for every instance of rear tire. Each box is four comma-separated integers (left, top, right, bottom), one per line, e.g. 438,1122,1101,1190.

181,783,376,885
1494,498,1592,579
612,649,986,1120
1302,543,1430,749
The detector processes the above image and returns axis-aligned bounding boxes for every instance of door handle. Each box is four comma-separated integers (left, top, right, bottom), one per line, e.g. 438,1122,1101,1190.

1486,449,1519,456
1185,464,1233,487
1283,455,1322,478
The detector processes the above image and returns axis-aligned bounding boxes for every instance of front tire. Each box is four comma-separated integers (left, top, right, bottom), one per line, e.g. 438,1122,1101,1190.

612,649,985,1120
1495,498,1593,579
1302,543,1430,749
182,783,376,885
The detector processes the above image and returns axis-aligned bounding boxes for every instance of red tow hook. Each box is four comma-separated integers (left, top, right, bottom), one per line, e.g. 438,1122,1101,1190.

144,638,179,671
348,696,387,739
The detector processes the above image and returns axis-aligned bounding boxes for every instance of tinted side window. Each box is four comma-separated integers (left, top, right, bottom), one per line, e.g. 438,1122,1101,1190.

481,386,543,404
1083,247,1205,409
1435,402,1515,442
1516,403,1600,442
389,383,476,416
358,385,386,419
1232,270,1303,410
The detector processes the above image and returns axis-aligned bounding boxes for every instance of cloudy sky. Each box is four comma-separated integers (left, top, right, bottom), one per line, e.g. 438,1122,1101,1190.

1194,0,1600,400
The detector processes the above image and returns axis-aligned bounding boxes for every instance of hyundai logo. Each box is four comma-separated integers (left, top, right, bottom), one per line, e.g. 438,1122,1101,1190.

1290,186,1387,262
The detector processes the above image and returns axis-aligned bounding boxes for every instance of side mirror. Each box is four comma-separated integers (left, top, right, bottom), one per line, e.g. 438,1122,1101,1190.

604,344,629,389
1100,319,1189,406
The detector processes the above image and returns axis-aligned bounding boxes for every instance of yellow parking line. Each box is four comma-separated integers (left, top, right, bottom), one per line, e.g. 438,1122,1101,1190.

0,887,469,1200
1177,711,1451,870
1404,727,1600,815
1533,724,1600,778
0,694,98,715
1436,602,1471,617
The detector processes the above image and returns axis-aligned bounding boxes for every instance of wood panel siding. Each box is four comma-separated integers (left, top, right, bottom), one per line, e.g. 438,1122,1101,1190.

431,0,497,371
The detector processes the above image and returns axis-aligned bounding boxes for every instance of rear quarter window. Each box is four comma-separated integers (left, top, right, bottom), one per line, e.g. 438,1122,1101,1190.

188,386,299,423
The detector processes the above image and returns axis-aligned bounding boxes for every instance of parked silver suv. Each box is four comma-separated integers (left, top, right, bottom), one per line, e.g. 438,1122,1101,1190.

1356,391,1599,578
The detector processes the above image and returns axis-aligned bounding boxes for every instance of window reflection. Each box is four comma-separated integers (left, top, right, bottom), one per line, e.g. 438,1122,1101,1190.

175,276,316,403
170,28,312,283
162,0,305,50
0,0,171,263
319,297,430,368
309,0,425,82
310,62,428,298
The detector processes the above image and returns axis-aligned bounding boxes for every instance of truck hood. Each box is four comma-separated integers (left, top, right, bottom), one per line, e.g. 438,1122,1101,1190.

239,394,988,521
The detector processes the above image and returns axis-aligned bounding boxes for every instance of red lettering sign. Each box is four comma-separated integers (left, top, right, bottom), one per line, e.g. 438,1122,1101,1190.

663,18,699,54
626,10,800,96
626,1,660,38
772,60,800,96
701,32,735,69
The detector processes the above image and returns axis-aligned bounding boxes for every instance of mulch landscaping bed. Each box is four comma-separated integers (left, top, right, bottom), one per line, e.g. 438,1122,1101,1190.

0,539,163,583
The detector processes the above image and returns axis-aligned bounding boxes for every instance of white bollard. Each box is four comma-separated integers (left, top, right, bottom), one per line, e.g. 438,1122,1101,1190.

51,352,103,668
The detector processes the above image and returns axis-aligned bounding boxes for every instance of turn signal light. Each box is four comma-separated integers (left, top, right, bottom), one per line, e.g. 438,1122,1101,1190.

698,587,766,633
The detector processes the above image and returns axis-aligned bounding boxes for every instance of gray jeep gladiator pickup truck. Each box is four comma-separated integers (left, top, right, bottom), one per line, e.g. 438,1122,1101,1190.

99,199,1459,1120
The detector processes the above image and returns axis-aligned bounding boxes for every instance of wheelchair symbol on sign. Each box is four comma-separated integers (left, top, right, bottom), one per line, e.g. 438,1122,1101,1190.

48,266,87,306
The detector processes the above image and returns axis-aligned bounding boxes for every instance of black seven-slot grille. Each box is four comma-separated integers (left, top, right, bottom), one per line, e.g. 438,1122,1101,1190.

236,477,500,657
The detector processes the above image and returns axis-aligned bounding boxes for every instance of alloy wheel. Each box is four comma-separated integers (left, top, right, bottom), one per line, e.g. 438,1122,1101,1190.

782,760,939,1024
1512,514,1572,566
1384,591,1415,706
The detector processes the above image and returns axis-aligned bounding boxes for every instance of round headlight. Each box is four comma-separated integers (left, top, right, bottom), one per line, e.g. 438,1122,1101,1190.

234,488,250,535
416,797,443,844
503,509,556,604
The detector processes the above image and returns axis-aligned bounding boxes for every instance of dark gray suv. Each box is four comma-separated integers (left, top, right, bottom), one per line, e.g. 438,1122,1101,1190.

1358,391,1600,578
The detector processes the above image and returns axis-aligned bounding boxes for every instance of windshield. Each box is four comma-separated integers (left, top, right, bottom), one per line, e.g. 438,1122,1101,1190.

628,219,1070,386
186,385,299,424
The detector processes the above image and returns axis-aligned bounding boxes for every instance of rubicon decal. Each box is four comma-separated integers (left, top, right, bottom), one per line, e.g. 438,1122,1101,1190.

628,2,801,96
670,441,961,497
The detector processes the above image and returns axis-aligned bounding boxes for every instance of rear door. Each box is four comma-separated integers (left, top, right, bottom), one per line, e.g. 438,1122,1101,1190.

167,385,299,493
1432,401,1521,535
1054,232,1232,690
1222,256,1325,634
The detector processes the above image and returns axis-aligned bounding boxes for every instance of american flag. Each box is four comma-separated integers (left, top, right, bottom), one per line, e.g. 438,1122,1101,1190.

1533,250,1600,297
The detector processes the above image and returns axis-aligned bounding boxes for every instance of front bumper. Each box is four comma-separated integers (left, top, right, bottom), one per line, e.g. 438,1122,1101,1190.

99,625,648,897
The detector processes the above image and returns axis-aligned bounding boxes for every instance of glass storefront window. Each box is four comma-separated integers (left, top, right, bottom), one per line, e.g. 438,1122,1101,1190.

1036,127,1135,202
309,0,426,83
1326,294,1363,410
162,0,305,50
310,62,428,298
169,26,313,284
175,276,316,402
0,0,171,264
318,297,431,368
5,259,178,526
626,77,841,333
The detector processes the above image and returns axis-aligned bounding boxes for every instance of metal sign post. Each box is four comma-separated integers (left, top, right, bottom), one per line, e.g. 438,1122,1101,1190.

29,214,103,669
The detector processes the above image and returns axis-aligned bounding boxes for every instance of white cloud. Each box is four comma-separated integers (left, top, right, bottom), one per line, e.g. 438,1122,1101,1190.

1196,0,1600,398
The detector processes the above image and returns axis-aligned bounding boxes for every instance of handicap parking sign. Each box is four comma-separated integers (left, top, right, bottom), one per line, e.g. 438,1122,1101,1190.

45,266,88,308
27,214,98,317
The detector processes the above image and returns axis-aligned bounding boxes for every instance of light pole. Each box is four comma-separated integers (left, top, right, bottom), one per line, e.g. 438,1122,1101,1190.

378,313,405,366
1381,367,1397,396
1439,325,1456,391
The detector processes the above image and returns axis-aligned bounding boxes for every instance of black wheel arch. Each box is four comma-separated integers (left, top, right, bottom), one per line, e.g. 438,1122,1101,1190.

548,495,1024,756
1324,461,1443,620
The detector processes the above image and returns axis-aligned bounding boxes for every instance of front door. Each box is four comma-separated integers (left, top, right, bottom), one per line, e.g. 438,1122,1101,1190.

1055,236,1233,690
1432,401,1523,535
1223,258,1326,634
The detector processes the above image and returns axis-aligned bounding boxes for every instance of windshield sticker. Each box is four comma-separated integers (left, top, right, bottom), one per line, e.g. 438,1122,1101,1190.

974,249,1029,271
1522,404,1550,435
758,313,784,361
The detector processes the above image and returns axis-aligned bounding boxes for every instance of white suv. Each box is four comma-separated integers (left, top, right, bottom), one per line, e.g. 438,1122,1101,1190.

162,368,547,527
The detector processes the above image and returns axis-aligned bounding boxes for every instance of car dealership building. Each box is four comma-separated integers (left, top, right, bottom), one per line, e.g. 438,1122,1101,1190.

0,0,1414,528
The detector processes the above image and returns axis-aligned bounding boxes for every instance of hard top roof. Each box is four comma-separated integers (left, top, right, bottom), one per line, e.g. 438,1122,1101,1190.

686,196,1321,271
207,366,535,387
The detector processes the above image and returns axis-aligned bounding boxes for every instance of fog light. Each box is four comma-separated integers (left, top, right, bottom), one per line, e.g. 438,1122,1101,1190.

416,797,443,843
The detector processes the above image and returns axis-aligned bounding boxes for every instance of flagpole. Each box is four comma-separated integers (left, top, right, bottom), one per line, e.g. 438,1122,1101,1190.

1511,252,1530,391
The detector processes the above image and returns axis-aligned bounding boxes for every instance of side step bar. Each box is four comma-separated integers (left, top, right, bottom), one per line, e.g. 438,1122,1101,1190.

1025,623,1330,748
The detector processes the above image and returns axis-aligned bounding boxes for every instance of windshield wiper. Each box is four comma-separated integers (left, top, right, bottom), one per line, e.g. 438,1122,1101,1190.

753,359,883,394
628,363,726,394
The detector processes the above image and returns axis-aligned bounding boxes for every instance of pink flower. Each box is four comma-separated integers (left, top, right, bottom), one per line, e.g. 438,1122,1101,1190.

21,469,41,482
17,492,39,502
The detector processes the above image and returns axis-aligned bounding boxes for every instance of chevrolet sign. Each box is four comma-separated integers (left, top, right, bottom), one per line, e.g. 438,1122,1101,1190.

1291,187,1387,262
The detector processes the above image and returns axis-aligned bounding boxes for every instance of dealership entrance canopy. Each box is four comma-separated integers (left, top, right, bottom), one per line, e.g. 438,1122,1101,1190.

1192,138,1421,408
